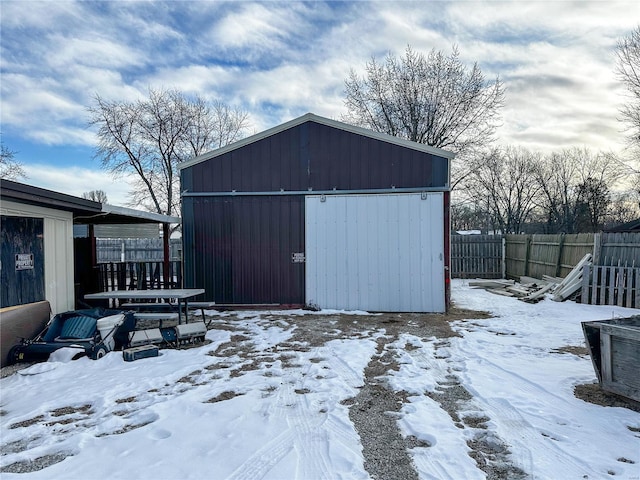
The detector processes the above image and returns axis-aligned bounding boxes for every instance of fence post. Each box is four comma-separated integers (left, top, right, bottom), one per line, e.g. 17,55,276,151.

581,264,591,305
593,232,601,266
524,235,531,276
555,233,565,277
501,236,506,279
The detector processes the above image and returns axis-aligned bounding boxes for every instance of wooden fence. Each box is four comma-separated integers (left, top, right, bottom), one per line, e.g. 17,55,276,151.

595,232,640,267
504,233,594,280
96,238,182,263
453,232,640,308
580,233,640,308
582,265,640,309
451,235,503,279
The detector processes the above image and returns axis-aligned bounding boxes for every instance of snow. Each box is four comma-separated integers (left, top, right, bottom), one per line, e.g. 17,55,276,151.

1,280,639,479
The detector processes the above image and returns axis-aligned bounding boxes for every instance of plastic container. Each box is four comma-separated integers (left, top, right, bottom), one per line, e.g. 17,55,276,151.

96,314,124,352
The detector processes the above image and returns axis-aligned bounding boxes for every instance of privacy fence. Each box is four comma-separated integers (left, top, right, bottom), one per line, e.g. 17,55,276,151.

94,238,183,292
96,238,182,262
451,235,504,279
452,232,640,308
504,233,595,279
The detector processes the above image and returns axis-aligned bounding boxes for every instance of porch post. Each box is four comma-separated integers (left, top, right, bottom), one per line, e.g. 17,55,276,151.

163,223,171,288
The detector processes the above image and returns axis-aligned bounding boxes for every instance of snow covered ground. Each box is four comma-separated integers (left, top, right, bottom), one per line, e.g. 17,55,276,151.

1,280,639,479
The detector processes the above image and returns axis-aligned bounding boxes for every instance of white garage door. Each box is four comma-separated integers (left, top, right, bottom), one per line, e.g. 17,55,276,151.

305,192,445,312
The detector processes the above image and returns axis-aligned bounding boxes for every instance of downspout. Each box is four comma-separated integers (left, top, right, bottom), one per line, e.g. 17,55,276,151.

444,190,451,311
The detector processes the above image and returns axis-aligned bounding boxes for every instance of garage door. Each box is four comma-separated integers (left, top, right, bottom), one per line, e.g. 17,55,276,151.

305,193,445,312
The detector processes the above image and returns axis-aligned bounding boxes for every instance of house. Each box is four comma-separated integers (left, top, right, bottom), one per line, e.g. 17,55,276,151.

179,113,454,313
0,179,179,365
605,218,640,232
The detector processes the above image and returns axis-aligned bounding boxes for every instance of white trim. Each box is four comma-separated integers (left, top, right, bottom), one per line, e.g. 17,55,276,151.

178,113,455,171
101,204,181,224
182,186,450,198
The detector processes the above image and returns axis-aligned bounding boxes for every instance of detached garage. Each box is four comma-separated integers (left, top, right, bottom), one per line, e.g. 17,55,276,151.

179,113,454,312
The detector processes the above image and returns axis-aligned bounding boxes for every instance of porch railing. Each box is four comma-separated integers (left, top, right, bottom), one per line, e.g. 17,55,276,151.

95,261,182,292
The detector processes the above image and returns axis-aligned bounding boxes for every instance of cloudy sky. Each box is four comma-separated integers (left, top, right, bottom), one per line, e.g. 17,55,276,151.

1,1,637,206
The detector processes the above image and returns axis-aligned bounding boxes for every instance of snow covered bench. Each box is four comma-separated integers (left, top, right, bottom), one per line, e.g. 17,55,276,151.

133,312,179,330
129,328,165,347
123,301,215,324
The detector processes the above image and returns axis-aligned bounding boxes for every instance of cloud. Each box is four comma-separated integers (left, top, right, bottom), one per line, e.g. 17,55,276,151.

1,0,638,169
22,164,135,207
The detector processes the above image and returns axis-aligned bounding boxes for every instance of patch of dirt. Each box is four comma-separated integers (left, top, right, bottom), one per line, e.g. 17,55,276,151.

463,415,491,429
342,327,459,480
0,362,36,379
574,383,640,413
115,396,137,404
0,437,42,456
418,337,528,479
466,433,528,480
0,453,70,473
177,369,203,384
95,420,154,437
45,417,76,426
9,415,45,429
426,381,473,424
551,345,589,357
205,391,244,403
50,405,91,416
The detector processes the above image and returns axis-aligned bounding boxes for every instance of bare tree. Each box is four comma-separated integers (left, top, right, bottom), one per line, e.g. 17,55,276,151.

82,190,108,203
574,177,610,232
0,140,26,180
534,151,579,233
534,148,624,233
605,190,640,227
466,146,542,234
88,88,249,218
616,26,640,149
451,201,488,233
343,45,504,187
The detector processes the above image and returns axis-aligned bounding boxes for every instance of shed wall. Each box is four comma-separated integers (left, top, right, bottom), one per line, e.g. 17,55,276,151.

183,122,448,194
183,196,304,304
181,119,450,308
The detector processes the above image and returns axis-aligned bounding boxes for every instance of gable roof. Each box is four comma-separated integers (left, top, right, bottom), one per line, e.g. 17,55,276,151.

179,112,455,171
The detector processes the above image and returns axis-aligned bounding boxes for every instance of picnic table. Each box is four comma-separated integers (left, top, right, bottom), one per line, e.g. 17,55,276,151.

84,289,205,325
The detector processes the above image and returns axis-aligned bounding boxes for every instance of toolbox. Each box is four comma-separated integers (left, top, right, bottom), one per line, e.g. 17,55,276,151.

123,344,159,362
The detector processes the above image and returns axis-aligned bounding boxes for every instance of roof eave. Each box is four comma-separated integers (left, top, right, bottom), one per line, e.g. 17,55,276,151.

101,204,181,224
0,178,102,214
